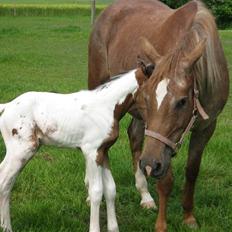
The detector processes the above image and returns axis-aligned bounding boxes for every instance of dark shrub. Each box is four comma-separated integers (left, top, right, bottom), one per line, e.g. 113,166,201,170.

161,0,232,28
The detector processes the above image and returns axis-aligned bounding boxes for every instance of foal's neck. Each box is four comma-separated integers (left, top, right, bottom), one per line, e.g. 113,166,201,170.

95,70,139,105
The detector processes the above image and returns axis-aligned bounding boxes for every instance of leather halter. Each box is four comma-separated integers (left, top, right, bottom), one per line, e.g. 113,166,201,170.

145,78,209,155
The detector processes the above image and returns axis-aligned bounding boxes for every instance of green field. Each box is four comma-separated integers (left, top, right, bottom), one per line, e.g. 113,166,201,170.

0,0,113,4
0,14,231,232
0,1,112,17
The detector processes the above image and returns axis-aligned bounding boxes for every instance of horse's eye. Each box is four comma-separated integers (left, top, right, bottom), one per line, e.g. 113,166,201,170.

175,97,187,109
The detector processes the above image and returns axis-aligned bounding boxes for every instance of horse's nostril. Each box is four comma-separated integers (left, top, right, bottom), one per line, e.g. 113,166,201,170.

153,161,162,172
151,161,163,177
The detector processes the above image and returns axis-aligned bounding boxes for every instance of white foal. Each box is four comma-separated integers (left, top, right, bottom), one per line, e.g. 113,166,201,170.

0,68,150,232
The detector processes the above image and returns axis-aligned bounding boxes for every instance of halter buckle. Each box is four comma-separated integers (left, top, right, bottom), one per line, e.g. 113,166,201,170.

175,142,182,151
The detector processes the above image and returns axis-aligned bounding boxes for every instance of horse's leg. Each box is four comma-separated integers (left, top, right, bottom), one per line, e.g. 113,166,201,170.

102,157,119,232
182,121,217,228
127,118,156,209
0,143,36,232
85,153,103,232
155,166,173,232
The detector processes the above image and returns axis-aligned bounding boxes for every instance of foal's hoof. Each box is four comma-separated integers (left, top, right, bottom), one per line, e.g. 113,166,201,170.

140,200,157,210
1,226,13,232
183,216,199,229
108,228,119,232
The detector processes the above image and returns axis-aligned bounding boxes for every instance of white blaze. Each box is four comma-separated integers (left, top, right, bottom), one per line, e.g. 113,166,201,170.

156,79,169,110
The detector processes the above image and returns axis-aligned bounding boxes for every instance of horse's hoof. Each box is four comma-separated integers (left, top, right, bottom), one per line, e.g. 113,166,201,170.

140,200,157,210
183,216,199,229
155,226,167,232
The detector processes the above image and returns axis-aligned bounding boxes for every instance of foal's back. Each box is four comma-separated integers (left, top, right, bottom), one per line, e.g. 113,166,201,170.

0,90,113,149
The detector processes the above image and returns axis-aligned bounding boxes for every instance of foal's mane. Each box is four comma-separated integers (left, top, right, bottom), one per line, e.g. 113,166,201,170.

95,70,132,91
151,1,226,93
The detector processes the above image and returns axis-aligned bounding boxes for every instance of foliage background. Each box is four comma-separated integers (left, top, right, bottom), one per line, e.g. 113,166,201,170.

161,0,232,28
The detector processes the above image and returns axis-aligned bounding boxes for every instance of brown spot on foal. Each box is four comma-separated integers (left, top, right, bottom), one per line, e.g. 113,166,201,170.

12,128,18,136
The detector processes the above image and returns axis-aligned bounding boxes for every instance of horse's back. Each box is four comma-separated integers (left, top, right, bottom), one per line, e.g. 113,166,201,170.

88,0,172,89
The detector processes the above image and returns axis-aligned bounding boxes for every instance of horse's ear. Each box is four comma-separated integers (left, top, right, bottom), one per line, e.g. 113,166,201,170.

145,63,155,78
157,1,198,53
182,38,207,70
137,56,155,78
140,37,161,64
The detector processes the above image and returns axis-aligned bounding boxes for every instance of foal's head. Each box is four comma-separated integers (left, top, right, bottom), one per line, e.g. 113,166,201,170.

136,37,206,178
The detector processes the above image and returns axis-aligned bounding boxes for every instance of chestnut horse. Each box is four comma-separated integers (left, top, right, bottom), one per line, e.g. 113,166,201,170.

88,0,229,231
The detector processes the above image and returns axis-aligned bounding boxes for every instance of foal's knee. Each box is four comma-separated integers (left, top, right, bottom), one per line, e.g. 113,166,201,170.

89,185,103,204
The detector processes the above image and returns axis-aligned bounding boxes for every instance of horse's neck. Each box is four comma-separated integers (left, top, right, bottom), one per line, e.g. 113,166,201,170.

95,70,138,105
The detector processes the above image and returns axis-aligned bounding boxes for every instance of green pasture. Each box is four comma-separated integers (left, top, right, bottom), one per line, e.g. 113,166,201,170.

0,14,231,232
0,0,113,17
0,0,113,4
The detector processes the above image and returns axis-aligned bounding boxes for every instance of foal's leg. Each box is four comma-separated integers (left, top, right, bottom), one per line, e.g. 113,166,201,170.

155,166,173,232
102,158,118,232
0,143,36,232
84,167,90,206
127,118,156,209
182,121,217,228
85,153,103,232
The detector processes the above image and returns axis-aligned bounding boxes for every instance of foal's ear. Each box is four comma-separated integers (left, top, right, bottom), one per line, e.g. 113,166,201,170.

137,56,155,78
140,37,161,64
182,38,207,70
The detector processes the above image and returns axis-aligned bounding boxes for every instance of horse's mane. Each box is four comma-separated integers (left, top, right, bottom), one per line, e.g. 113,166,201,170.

190,0,227,93
151,1,227,93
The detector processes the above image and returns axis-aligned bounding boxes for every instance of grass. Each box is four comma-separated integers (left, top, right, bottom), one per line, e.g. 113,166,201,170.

0,4,106,17
0,15,231,232
0,0,113,17
0,0,113,4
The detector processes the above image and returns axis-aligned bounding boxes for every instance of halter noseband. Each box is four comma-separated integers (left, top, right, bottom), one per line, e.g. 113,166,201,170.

144,78,209,155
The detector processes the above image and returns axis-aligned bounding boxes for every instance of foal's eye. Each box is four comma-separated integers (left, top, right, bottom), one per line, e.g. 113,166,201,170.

175,97,187,109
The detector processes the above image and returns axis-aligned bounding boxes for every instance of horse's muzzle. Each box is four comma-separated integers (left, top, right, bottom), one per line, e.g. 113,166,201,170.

139,151,172,179
139,159,166,179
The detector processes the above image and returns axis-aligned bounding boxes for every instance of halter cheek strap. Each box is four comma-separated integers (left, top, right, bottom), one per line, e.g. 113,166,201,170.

145,78,209,155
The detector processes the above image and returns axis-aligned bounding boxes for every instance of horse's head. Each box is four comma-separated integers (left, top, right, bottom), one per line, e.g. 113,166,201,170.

136,37,206,179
